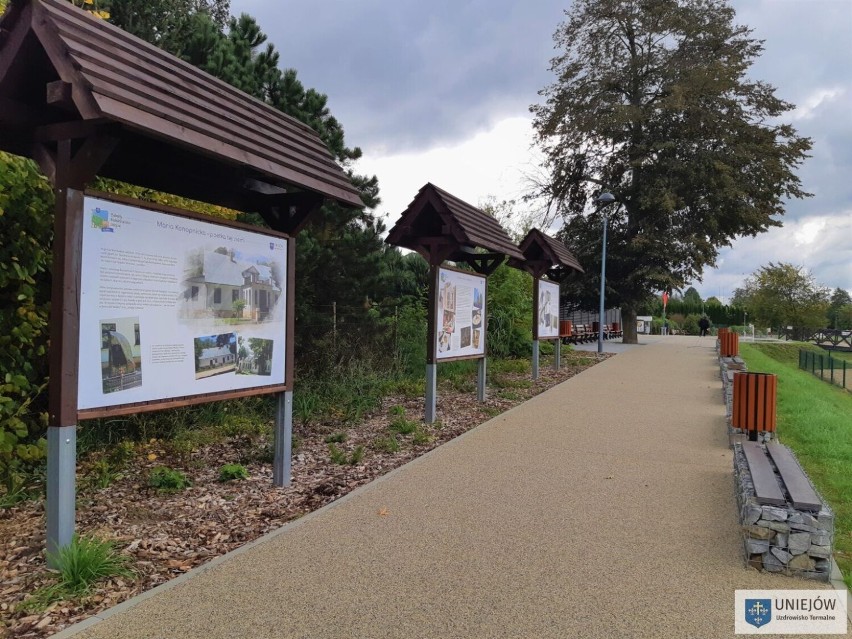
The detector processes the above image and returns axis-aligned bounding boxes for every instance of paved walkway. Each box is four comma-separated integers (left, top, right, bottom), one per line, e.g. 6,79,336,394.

66,336,840,639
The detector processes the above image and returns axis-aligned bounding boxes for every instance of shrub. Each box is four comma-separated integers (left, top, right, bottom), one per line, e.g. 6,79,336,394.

148,466,191,492
0,153,54,490
324,432,347,444
682,314,701,335
218,463,249,482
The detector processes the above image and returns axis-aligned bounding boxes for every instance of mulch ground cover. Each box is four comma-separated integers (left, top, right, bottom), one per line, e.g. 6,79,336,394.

0,352,608,638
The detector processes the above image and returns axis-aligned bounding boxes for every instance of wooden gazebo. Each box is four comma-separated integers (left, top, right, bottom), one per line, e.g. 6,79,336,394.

509,228,584,377
0,0,361,557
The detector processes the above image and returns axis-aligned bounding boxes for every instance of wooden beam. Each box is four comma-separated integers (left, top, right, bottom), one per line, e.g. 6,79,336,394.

70,133,119,187
46,80,74,110
30,7,101,119
31,141,56,183
48,140,83,427
0,2,33,86
34,119,112,142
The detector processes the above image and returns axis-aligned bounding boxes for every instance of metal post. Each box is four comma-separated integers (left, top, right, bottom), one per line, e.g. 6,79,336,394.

425,363,437,423
554,340,561,370
273,391,293,487
532,339,540,380
598,212,608,353
477,357,487,402
47,426,76,564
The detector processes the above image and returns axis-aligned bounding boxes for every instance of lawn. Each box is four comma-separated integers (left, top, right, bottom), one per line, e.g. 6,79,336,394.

739,342,852,588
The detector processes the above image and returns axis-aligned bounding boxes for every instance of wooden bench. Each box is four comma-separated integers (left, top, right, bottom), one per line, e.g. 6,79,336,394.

742,441,821,512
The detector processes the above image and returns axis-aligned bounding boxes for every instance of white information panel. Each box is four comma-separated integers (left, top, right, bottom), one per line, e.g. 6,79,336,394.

436,267,486,360
537,279,560,339
78,196,287,410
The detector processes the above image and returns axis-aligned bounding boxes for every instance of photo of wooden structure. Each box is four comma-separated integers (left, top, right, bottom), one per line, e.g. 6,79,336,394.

0,0,361,560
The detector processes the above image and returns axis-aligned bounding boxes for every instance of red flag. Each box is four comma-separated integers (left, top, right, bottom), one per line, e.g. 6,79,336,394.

662,292,669,309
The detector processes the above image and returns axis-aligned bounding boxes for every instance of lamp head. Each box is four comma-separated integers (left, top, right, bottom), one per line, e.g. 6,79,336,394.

596,192,616,205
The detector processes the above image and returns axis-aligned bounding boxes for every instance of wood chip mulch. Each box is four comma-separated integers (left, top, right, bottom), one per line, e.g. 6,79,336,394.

0,353,609,638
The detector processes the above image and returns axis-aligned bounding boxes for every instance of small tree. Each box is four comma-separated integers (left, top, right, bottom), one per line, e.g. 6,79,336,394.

732,263,829,329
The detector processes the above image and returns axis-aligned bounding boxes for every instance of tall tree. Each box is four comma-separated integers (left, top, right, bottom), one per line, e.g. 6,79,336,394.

682,286,702,305
731,262,829,329
531,0,812,343
826,287,852,329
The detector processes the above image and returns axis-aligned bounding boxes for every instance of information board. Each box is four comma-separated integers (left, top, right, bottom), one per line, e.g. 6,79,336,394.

435,267,486,360
537,279,560,339
77,195,288,411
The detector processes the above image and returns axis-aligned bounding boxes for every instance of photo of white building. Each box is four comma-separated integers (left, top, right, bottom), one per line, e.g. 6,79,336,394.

181,248,282,322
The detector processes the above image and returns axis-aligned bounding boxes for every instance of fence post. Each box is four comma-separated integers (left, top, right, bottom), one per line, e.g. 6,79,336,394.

819,354,824,380
830,354,834,385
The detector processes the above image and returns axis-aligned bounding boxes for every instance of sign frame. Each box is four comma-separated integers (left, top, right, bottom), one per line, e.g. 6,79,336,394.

534,278,560,341
75,191,295,420
431,264,488,364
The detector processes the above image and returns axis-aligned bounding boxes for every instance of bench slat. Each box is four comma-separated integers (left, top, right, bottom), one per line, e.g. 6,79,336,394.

742,442,785,506
766,443,822,512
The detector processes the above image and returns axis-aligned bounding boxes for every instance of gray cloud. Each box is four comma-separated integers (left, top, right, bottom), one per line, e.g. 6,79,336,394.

230,0,567,151
231,0,851,296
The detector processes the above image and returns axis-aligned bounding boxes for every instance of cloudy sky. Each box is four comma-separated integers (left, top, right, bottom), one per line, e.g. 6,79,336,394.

231,0,851,301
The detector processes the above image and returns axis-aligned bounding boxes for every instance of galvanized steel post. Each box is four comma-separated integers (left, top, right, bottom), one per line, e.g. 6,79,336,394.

273,391,293,487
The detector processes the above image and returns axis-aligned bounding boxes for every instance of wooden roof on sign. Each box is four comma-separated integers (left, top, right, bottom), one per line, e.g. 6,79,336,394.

386,183,524,273
0,0,362,228
509,228,584,279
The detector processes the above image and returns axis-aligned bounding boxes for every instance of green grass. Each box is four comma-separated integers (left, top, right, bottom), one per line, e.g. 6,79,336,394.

739,343,852,588
21,534,136,611
388,415,418,435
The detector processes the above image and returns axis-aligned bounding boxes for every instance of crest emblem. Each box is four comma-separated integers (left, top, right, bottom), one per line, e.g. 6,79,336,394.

745,599,772,628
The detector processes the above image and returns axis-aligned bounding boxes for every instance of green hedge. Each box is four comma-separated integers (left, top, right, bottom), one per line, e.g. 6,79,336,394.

0,153,54,487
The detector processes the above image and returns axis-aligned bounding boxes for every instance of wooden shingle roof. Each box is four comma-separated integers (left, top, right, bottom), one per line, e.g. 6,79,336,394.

386,183,524,265
0,0,362,213
511,228,584,278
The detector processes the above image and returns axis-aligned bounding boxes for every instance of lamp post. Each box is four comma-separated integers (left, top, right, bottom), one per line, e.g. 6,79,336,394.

596,192,616,353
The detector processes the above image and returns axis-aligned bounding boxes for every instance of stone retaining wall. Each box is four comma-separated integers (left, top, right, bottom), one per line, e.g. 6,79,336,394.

733,443,834,581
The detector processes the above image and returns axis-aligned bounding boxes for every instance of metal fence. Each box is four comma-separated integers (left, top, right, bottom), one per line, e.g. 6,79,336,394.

798,349,850,392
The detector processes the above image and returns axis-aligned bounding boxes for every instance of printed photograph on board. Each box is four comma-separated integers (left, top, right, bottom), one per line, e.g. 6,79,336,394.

100,317,142,394
180,247,284,325
236,335,274,376
194,332,237,379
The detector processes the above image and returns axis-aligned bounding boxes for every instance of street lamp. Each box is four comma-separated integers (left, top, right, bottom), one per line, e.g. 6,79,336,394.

596,192,616,353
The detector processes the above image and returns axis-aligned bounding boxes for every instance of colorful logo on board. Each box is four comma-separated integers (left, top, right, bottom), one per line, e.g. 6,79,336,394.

91,207,114,232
